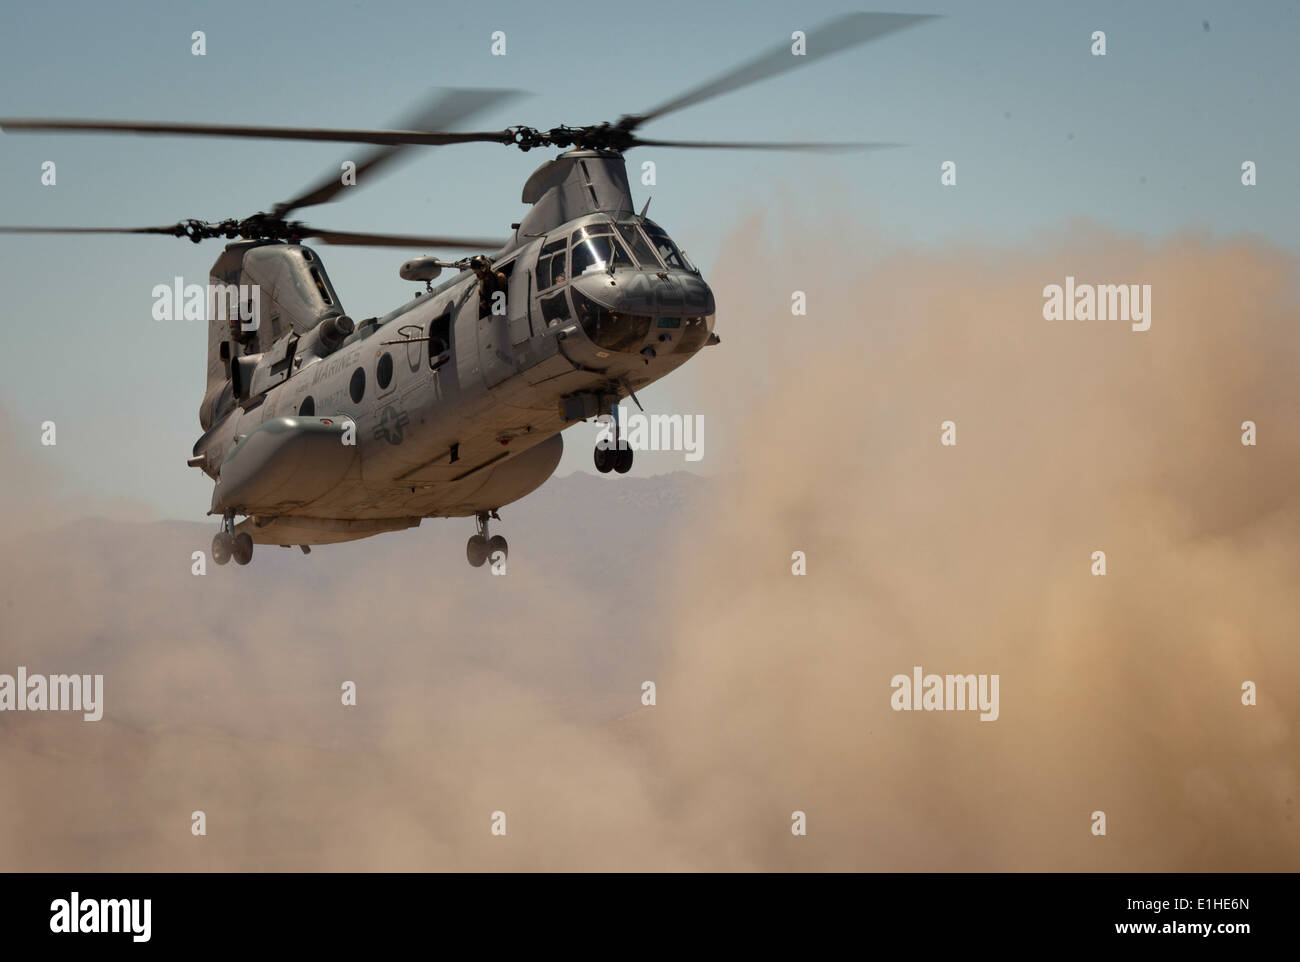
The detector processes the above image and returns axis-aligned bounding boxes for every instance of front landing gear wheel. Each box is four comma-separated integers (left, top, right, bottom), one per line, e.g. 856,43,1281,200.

594,444,617,474
467,534,489,567
488,534,508,561
614,445,633,474
212,532,232,566
232,532,254,565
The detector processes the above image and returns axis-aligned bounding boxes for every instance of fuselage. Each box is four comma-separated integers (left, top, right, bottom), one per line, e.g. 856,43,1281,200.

192,185,716,545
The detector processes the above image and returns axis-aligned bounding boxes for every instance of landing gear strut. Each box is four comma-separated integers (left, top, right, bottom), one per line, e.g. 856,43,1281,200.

593,397,633,474
467,510,507,568
212,511,253,566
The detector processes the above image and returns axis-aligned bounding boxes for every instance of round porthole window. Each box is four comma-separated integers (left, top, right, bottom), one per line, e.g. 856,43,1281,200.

299,396,315,416
376,352,393,390
349,367,365,403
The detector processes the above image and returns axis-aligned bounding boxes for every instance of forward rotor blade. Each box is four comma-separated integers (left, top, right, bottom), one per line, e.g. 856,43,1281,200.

272,88,522,217
625,12,937,128
305,228,503,250
0,224,185,237
627,137,901,152
0,224,502,249
0,118,512,147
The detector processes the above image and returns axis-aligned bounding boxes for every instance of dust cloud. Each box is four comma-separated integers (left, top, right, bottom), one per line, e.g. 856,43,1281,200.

1,214,1297,870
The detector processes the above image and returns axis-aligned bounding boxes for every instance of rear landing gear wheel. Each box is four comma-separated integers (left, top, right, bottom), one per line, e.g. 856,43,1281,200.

614,445,633,474
212,532,232,566
467,534,489,567
232,532,254,566
594,444,617,474
468,509,505,568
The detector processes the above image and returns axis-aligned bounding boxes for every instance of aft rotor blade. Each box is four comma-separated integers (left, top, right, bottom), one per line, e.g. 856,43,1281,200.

627,137,901,152
272,88,522,217
624,12,937,128
306,228,503,250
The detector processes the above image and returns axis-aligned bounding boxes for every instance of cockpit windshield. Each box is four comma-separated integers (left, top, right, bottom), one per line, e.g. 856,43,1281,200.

549,220,698,284
614,223,661,268
641,222,696,272
570,227,636,277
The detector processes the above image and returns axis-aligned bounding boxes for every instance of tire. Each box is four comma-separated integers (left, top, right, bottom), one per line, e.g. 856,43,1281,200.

593,444,617,474
232,532,254,565
211,532,232,566
614,445,633,474
487,534,508,561
466,534,489,567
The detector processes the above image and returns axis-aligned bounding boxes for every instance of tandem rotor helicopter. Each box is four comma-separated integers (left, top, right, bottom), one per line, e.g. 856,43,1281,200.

0,12,929,568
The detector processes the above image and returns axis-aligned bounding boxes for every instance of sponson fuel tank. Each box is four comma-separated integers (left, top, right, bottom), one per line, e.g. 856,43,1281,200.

212,416,358,514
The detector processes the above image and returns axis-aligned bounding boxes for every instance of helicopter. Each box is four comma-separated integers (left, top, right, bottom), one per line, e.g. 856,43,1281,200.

0,12,930,568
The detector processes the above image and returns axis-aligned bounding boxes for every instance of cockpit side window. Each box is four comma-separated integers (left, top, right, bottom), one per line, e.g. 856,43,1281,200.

537,238,567,291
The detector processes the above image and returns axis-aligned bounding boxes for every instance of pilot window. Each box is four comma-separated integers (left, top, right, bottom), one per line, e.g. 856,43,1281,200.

615,223,661,268
570,234,634,278
428,308,452,369
540,292,570,327
537,253,565,290
536,238,566,291
571,290,652,352
642,226,686,270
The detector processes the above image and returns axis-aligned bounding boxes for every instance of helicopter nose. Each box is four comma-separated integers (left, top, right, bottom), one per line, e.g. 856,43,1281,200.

568,270,716,359
571,269,715,319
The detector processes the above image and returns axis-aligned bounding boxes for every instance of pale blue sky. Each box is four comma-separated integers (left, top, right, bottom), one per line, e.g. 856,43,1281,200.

1,0,1296,519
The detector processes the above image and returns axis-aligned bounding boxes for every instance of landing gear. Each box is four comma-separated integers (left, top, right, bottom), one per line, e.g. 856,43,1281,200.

596,444,633,473
467,510,507,568
594,397,633,474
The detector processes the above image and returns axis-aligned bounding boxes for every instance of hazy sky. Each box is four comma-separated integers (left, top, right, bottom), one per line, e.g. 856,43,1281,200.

1,0,1296,520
